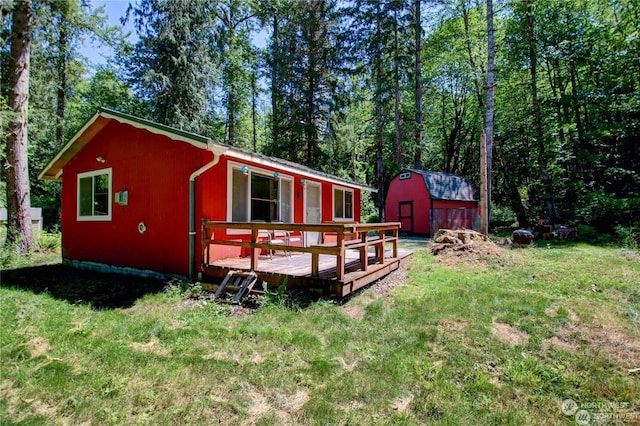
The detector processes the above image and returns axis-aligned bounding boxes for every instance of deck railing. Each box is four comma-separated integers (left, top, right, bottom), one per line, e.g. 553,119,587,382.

202,221,400,280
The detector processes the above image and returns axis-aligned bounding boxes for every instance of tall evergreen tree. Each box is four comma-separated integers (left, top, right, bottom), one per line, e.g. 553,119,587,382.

263,0,343,170
124,0,216,133
4,0,34,252
215,0,257,147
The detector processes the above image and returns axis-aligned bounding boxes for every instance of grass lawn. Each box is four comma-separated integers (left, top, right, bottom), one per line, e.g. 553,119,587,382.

1,239,639,425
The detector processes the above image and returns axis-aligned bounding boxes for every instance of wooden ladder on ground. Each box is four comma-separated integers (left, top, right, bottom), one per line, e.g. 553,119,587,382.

214,270,258,304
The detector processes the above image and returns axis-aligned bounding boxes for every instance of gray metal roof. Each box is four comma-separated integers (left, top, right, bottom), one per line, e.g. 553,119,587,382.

408,169,477,201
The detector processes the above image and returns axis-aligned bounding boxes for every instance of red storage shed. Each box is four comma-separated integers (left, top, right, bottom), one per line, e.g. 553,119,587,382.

39,108,373,279
385,169,479,236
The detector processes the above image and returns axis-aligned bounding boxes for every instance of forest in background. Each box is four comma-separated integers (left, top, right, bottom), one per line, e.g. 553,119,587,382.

2,0,639,240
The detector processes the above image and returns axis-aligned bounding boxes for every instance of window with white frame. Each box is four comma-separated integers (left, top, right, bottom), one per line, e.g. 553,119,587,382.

230,165,293,222
77,168,112,221
333,186,354,220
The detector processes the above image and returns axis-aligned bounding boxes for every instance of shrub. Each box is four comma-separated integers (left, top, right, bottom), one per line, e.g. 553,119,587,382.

615,225,639,251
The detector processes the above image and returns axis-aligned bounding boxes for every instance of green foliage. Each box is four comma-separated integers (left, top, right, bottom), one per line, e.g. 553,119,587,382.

2,244,639,424
163,279,204,299
260,280,288,306
122,0,216,133
10,0,640,237
489,204,517,228
575,224,597,242
615,225,640,251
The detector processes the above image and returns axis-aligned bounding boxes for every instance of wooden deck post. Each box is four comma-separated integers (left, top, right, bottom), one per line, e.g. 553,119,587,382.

359,232,368,271
311,252,319,276
250,228,259,271
392,228,398,258
336,229,345,280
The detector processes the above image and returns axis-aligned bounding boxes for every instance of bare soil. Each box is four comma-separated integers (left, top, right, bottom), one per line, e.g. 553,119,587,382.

1,264,166,309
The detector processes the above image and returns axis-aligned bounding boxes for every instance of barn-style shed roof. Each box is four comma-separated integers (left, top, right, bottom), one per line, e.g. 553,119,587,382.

408,169,476,201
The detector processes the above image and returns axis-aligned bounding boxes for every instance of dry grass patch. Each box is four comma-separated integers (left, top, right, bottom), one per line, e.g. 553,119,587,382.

492,321,530,346
341,304,366,321
544,304,640,367
391,395,414,412
129,336,171,357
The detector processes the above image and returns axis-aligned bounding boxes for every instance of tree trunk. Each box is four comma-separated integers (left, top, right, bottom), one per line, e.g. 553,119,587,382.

5,0,34,253
525,0,556,222
480,131,488,234
55,3,68,146
484,0,495,227
413,0,423,169
393,6,401,165
271,14,278,147
251,69,257,152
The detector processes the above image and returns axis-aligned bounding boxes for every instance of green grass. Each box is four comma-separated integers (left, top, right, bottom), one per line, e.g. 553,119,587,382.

1,242,639,425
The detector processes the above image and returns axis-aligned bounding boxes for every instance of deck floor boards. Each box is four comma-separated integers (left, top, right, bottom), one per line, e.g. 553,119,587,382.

202,248,412,297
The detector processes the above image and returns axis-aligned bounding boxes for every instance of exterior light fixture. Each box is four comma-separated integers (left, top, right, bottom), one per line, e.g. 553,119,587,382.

273,172,279,181
300,178,306,186
241,165,249,175
96,156,105,163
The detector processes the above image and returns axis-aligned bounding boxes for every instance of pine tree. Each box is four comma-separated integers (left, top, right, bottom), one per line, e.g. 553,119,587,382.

124,0,215,133
4,0,34,253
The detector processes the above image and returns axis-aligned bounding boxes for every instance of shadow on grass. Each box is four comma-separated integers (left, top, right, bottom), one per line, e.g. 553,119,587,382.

1,264,167,309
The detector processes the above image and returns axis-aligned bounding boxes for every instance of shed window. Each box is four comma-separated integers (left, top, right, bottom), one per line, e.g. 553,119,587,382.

77,168,112,221
230,165,292,223
333,187,353,221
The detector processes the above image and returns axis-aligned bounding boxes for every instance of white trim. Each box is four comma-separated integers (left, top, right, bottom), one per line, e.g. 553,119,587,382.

100,111,216,150
226,161,294,234
332,184,355,222
304,180,322,246
225,149,376,192
77,167,112,221
38,111,103,180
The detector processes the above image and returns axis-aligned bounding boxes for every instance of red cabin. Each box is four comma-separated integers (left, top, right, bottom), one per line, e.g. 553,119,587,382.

39,108,374,279
385,169,479,236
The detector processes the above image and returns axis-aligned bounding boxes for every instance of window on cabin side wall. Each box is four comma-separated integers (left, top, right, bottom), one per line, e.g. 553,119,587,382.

230,166,292,222
333,187,353,220
77,168,112,220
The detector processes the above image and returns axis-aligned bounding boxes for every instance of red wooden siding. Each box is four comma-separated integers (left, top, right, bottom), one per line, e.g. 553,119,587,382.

385,173,430,234
196,158,361,265
62,121,203,276
61,119,365,277
385,171,479,235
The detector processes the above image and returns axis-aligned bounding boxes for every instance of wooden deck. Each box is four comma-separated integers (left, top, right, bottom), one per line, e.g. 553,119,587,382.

201,221,412,297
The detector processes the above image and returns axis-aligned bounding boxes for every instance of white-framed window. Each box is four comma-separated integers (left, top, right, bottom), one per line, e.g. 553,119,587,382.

228,163,293,223
333,185,354,221
77,168,112,221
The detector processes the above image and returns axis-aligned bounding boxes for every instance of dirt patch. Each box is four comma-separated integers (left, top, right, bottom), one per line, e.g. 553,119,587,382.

272,390,310,412
341,304,366,321
589,321,640,368
544,306,640,367
391,395,414,412
491,322,530,346
26,336,51,359
429,229,513,267
439,319,471,332
543,336,579,352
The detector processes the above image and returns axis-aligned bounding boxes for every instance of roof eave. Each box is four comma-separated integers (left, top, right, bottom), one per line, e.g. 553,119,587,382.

225,148,377,192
